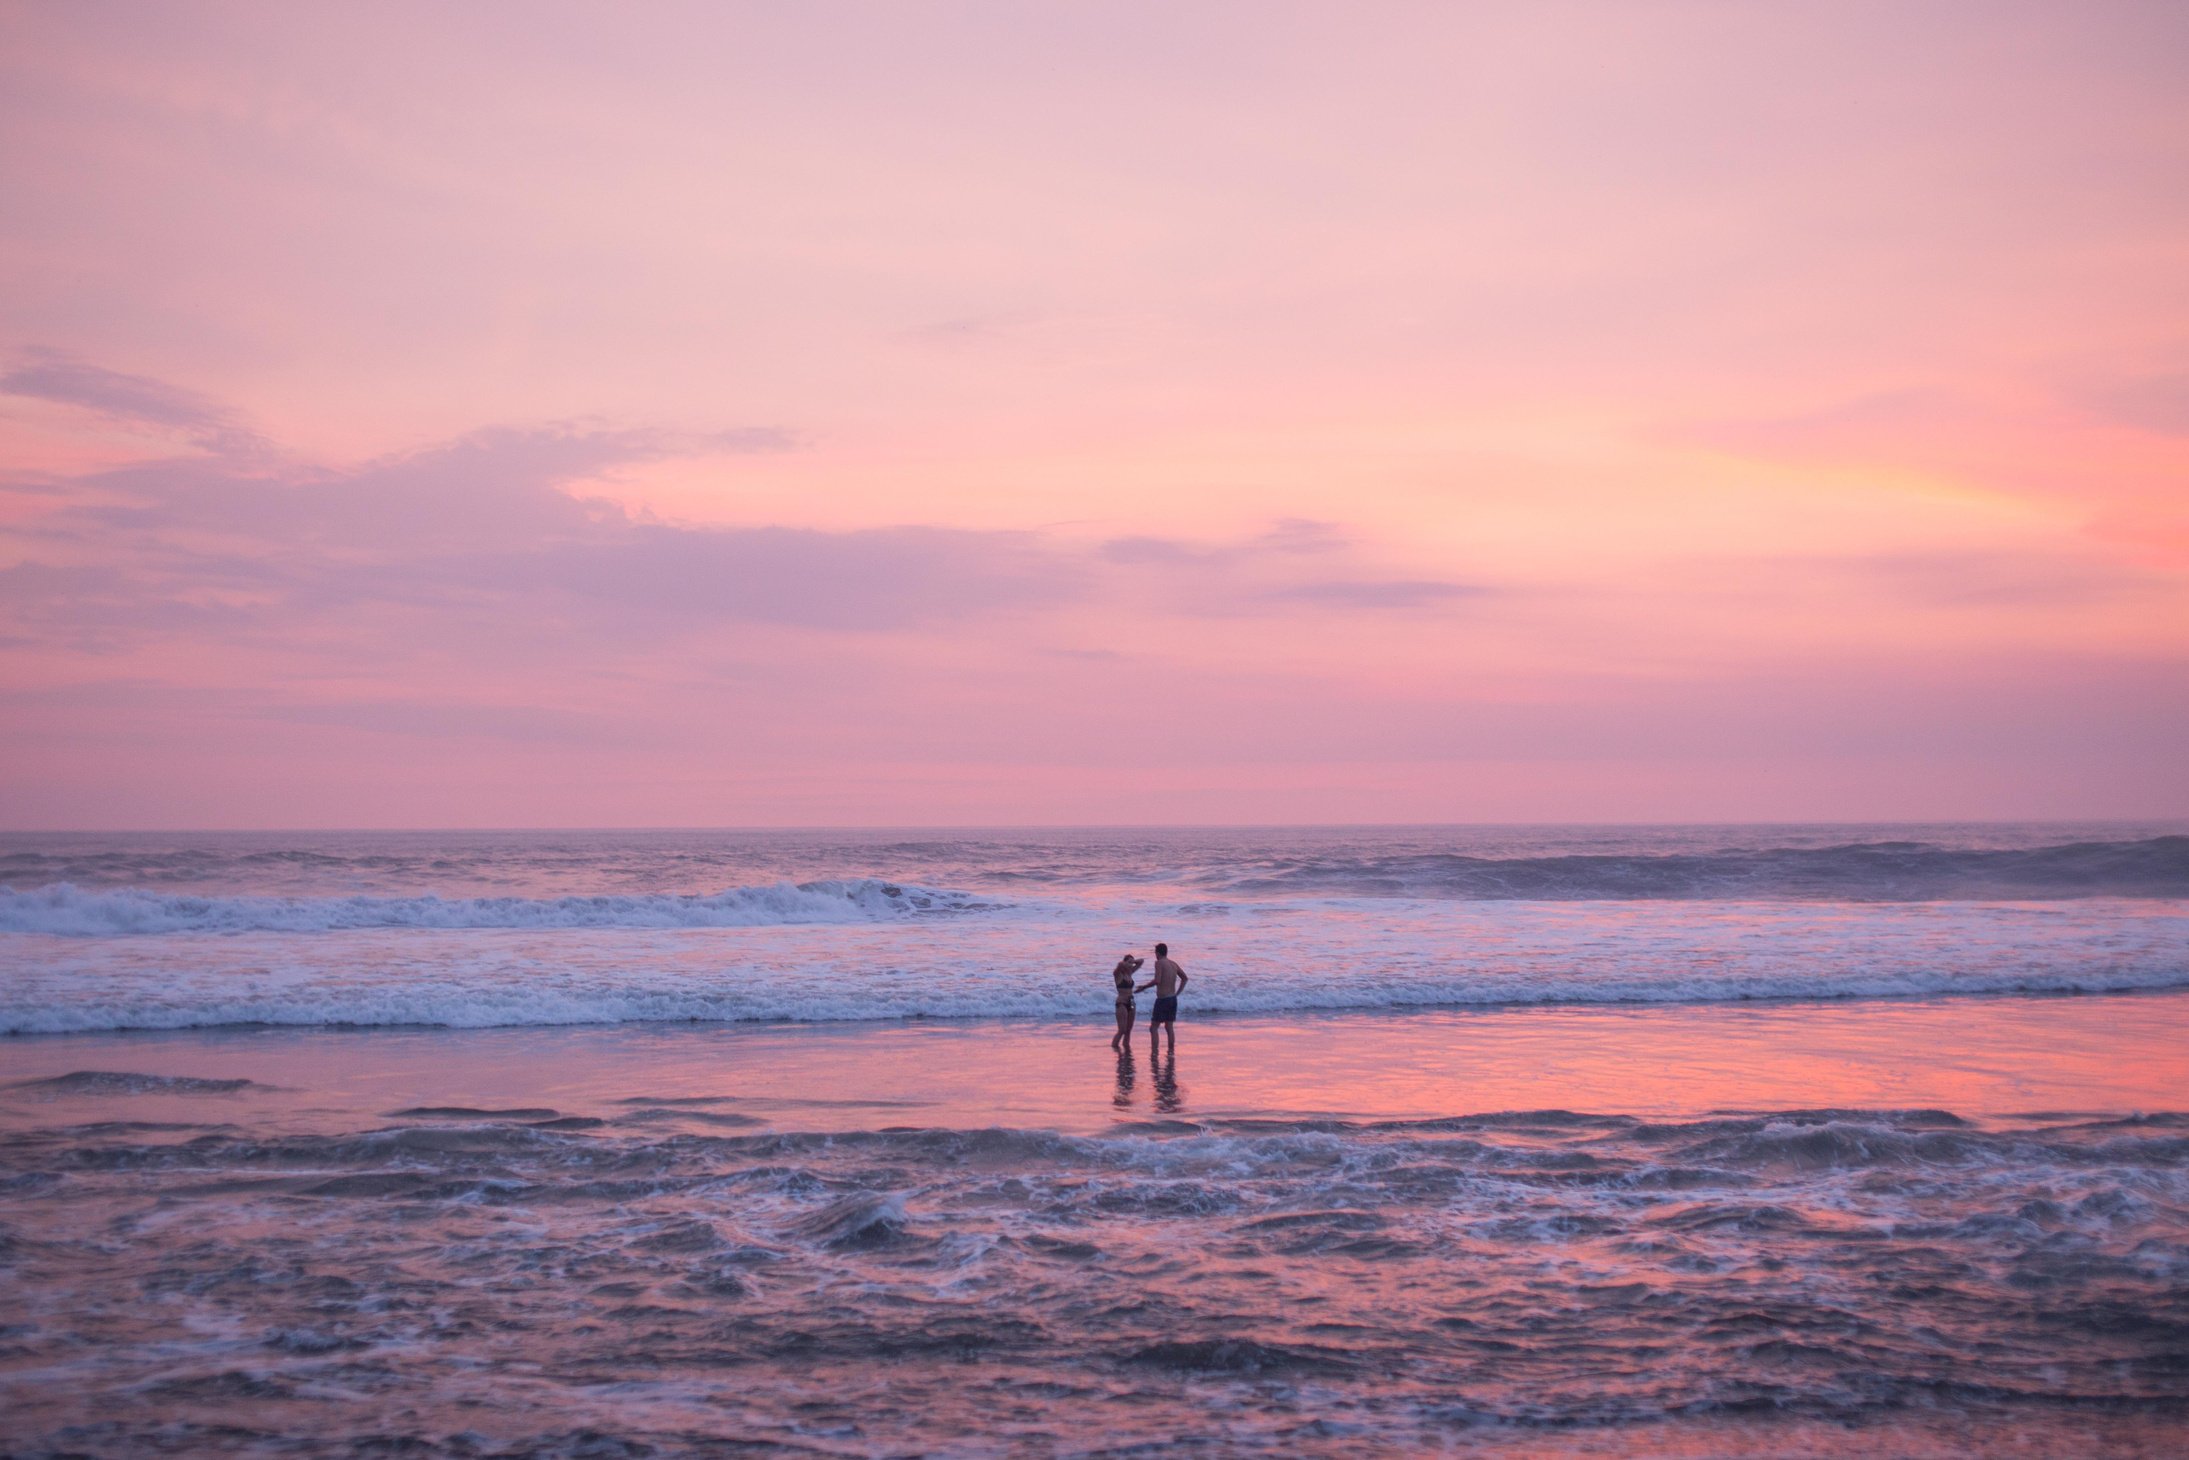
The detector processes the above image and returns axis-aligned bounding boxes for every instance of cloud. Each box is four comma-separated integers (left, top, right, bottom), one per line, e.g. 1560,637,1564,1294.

0,362,1485,694
1256,518,1349,554
70,424,790,554
1,348,272,457
1101,520,1351,567
0,394,1089,655
699,426,802,454
461,523,1072,631
1844,550,2155,607
1647,547,2168,625
1094,521,1475,614
900,315,1010,347
1268,579,1485,609
1099,535,1227,566
2074,370,2189,437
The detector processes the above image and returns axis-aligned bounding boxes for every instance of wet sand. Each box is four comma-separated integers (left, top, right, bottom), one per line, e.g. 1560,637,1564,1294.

5,988,2185,1135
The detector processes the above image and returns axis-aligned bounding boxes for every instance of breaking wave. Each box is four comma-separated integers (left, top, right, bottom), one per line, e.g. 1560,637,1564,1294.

0,878,994,935
6,950,2188,1034
5,828,2183,1036
6,1070,263,1095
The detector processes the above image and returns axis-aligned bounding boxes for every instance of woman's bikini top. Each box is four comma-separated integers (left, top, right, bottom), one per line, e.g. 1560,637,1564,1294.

1114,966,1136,1002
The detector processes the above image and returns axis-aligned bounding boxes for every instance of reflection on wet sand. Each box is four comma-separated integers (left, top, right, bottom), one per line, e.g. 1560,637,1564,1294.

1152,1048,1185,1114
1111,1044,1187,1115
5,994,2184,1135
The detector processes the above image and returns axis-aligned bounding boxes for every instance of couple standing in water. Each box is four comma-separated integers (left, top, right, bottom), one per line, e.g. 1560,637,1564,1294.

1109,942,1189,1051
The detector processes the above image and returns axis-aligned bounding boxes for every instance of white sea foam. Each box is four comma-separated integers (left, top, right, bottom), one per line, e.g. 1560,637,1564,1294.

4,898,2186,1033
4,827,2185,1036
0,878,991,935
7,967,2189,1036
8,1096,2183,1452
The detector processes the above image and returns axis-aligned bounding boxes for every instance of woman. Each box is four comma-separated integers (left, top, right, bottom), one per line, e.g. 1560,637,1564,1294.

1108,953,1145,1050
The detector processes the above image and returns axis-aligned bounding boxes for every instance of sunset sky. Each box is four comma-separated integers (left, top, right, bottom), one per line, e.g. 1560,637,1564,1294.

2,1,2185,827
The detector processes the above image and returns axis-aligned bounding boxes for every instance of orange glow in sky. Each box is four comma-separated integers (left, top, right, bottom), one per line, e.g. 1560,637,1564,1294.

1,2,2184,827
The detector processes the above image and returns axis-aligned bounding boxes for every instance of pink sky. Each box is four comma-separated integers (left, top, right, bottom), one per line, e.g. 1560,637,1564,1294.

2,1,2185,827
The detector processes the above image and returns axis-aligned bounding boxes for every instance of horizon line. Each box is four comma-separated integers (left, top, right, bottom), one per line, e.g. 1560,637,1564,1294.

3,817,2182,837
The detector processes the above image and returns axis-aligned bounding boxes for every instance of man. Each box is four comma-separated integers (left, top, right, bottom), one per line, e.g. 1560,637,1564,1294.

1136,942,1188,1051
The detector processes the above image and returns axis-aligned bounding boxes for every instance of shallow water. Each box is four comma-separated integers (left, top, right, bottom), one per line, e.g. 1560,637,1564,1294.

2,1005,2186,1457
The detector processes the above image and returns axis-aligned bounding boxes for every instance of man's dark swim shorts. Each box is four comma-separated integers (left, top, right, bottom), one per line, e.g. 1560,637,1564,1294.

1151,995,1178,1024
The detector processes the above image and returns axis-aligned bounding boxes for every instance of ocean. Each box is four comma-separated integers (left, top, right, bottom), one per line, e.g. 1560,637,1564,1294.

4,822,2187,1031
2,823,2186,1456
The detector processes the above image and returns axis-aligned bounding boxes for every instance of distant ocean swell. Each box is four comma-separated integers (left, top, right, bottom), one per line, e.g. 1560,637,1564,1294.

1186,836,2189,901
3,838,2182,936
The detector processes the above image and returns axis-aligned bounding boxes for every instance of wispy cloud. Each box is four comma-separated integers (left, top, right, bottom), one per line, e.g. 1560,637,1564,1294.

1095,525,1484,615
3,424,1079,647
1269,579,1484,609
0,365,1504,780
1,348,272,457
1098,535,1227,566
1772,549,2159,609
2073,370,2189,437
1256,519,1349,554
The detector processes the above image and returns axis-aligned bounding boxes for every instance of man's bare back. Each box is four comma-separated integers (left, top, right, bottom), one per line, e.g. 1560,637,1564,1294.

1137,942,1188,1047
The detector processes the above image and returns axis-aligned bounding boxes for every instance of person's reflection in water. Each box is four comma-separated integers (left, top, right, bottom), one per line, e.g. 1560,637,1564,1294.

1112,1046,1137,1109
1151,1047,1185,1115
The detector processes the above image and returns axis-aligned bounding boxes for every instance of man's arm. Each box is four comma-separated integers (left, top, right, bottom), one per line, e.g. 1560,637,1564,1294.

1175,966,1188,992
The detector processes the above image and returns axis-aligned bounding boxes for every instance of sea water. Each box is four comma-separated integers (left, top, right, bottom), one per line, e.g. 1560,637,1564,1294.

3,823,2186,1032
2,824,2185,1455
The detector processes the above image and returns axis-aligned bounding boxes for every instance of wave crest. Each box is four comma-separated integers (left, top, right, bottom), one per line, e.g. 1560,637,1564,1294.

0,878,993,935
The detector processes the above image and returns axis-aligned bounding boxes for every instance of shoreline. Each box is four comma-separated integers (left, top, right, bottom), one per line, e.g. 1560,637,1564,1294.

25,976,2188,1033
7,987,2184,1134
6,971,2188,1040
